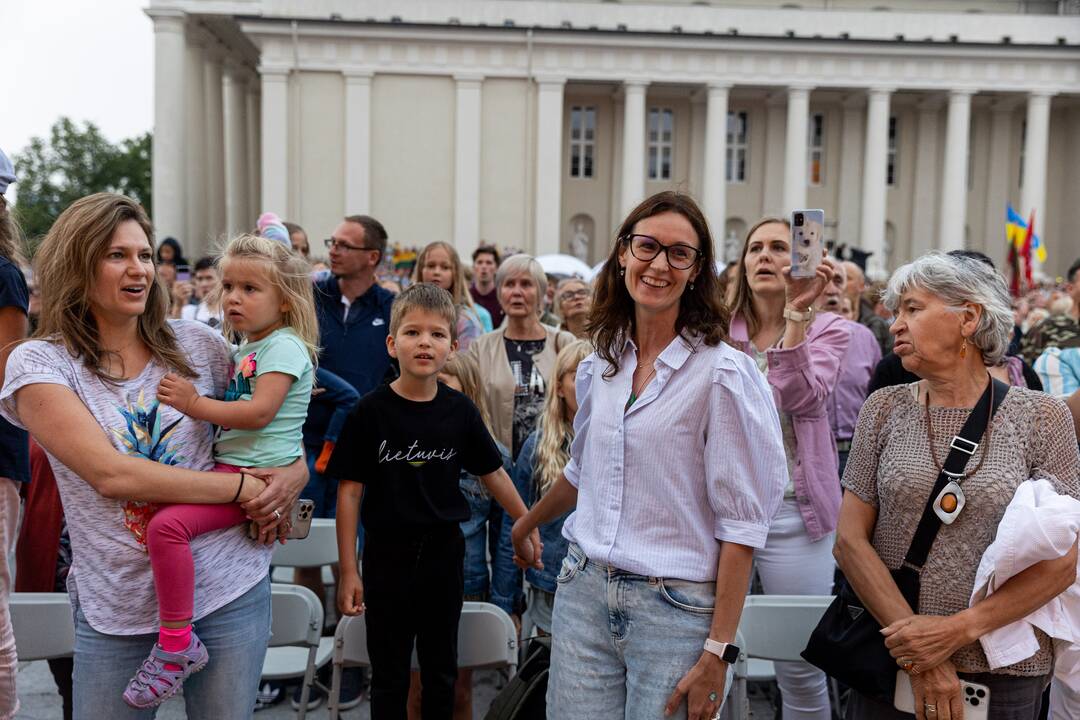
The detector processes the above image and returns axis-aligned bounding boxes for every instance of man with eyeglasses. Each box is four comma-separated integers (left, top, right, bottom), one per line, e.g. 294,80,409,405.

291,214,392,712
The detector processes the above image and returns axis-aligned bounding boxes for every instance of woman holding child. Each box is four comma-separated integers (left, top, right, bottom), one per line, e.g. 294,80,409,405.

0,193,308,718
512,191,788,720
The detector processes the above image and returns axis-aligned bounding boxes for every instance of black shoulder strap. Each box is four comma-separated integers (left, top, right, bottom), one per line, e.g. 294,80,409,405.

903,377,1009,570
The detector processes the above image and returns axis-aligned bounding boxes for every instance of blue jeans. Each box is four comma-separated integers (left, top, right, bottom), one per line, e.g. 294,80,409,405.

72,575,271,719
547,543,734,720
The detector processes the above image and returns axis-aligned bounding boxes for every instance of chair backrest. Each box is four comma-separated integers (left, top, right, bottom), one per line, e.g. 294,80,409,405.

738,595,832,662
10,593,75,661
271,518,339,569
269,583,324,648
335,601,518,670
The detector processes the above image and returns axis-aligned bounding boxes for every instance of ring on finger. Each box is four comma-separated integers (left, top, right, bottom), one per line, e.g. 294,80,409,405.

273,508,282,520
925,702,938,715
708,691,718,703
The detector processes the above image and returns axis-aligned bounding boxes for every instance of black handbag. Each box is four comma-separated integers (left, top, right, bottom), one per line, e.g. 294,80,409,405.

801,378,1007,703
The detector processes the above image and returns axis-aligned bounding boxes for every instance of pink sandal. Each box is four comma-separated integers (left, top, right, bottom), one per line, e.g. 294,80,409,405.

122,631,209,708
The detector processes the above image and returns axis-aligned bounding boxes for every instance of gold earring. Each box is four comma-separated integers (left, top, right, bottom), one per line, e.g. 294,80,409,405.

959,338,967,359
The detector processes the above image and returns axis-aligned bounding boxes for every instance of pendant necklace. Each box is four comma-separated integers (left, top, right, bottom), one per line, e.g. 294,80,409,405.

923,380,993,524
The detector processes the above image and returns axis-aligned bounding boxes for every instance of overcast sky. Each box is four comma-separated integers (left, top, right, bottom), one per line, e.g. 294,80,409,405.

1,0,153,167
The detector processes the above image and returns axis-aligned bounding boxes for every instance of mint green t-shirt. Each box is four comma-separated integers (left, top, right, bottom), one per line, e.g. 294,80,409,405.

215,328,313,467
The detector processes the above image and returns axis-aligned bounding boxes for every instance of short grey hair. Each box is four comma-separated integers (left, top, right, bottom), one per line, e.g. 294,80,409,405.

882,251,1013,366
495,254,548,312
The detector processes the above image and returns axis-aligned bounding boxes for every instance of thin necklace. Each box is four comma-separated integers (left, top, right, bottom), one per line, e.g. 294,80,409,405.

626,366,657,410
923,377,993,479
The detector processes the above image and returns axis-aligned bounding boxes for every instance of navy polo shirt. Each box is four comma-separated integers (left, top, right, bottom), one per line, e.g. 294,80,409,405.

304,276,394,447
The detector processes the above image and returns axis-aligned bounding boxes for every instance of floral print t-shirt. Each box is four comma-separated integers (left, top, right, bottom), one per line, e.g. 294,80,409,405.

0,320,273,635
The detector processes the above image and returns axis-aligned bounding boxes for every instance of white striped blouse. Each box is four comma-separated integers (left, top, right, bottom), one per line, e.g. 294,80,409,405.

562,333,788,582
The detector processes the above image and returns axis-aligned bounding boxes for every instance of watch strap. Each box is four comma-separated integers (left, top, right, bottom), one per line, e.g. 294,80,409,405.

703,638,740,664
783,305,814,323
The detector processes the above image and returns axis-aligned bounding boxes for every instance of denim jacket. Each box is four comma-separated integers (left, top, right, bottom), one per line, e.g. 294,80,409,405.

493,430,572,613
460,440,514,603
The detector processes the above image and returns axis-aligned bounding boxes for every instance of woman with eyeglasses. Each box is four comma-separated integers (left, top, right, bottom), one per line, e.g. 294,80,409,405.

511,192,787,720
726,216,849,720
553,278,592,339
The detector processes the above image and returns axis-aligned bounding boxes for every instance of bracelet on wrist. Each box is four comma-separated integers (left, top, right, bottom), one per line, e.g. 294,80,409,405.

231,472,245,503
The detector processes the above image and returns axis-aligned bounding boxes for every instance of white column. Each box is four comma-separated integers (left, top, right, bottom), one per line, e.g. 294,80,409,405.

837,95,864,247
1020,91,1053,274
183,26,207,254
344,71,373,214
620,80,648,218
702,84,729,255
244,77,261,225
984,99,1016,269
762,93,787,214
688,92,707,199
782,85,812,214
260,68,289,220
534,77,566,256
222,61,249,237
453,74,483,255
203,49,226,237
910,98,941,259
939,89,974,252
147,9,187,243
860,87,892,277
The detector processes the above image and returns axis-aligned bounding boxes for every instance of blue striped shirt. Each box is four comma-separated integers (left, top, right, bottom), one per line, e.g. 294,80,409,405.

562,334,787,581
1035,346,1080,398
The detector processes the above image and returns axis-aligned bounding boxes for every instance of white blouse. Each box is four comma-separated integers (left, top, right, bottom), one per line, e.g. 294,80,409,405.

562,333,787,581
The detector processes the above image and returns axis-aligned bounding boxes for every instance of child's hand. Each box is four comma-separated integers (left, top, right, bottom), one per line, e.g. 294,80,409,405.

338,571,365,616
158,373,201,415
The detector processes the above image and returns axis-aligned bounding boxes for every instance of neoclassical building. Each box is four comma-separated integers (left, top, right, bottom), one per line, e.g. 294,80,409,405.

147,0,1080,278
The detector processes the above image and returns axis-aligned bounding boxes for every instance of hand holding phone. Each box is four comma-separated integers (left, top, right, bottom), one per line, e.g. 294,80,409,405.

247,499,315,541
894,669,989,720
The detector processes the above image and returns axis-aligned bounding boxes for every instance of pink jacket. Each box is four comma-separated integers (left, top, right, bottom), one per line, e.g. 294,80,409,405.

729,312,851,540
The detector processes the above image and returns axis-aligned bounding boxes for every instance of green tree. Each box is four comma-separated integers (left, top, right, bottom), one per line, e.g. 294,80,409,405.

12,118,152,244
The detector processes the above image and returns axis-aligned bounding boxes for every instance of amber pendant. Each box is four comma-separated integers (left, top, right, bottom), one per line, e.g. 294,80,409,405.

932,481,966,525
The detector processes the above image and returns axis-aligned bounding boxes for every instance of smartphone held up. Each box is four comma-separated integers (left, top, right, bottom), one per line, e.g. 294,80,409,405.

790,209,825,278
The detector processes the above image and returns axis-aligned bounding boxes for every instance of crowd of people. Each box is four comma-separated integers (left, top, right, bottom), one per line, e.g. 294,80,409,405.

0,140,1078,720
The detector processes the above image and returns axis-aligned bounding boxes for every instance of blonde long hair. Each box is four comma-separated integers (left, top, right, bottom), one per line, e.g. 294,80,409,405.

413,241,477,312
32,192,195,381
439,353,494,435
214,234,320,364
534,339,592,497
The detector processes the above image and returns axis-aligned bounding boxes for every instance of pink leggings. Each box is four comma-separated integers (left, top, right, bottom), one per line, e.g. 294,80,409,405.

146,464,249,623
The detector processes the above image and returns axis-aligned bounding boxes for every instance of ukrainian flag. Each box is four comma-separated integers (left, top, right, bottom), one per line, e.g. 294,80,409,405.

1006,205,1047,263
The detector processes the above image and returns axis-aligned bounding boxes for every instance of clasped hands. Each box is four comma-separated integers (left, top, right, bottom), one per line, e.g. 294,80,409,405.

883,614,973,720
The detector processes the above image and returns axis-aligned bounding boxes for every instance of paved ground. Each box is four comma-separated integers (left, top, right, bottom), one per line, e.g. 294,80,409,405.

15,659,778,719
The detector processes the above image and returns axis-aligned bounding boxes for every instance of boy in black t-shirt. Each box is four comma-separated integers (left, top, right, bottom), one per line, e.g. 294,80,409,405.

329,283,541,720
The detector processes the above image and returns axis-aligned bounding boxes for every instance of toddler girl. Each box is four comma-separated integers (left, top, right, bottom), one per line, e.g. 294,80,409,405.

122,234,318,708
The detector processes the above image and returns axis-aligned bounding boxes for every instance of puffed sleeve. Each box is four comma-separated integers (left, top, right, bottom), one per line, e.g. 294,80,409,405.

562,353,595,489
840,385,904,507
705,351,786,548
0,341,77,429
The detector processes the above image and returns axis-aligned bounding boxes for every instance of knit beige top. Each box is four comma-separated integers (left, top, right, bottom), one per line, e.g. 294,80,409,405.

842,382,1080,676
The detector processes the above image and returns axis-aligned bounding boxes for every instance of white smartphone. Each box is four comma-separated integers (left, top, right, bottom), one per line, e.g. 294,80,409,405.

790,209,825,278
894,670,990,720
247,499,315,541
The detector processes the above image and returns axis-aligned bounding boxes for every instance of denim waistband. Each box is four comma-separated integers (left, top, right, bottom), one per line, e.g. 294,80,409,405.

567,543,666,585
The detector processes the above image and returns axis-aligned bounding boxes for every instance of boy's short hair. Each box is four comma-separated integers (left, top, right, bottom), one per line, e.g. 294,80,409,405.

389,283,459,340
194,255,217,273
472,245,500,265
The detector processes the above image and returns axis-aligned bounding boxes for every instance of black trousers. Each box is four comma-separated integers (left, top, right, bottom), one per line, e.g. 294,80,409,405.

363,525,465,720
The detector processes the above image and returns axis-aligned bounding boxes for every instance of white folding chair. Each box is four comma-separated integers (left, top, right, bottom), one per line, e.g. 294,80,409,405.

262,583,335,720
270,518,339,588
725,595,833,720
9,592,74,661
326,601,518,719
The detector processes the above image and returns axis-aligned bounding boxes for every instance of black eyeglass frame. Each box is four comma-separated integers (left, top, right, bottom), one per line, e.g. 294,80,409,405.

324,238,380,253
622,234,703,270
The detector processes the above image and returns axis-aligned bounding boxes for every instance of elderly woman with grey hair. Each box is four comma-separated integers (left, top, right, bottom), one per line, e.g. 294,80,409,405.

466,254,576,462
834,252,1080,720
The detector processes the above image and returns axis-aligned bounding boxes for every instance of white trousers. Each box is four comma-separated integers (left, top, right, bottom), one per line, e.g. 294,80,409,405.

754,498,835,720
0,479,19,720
